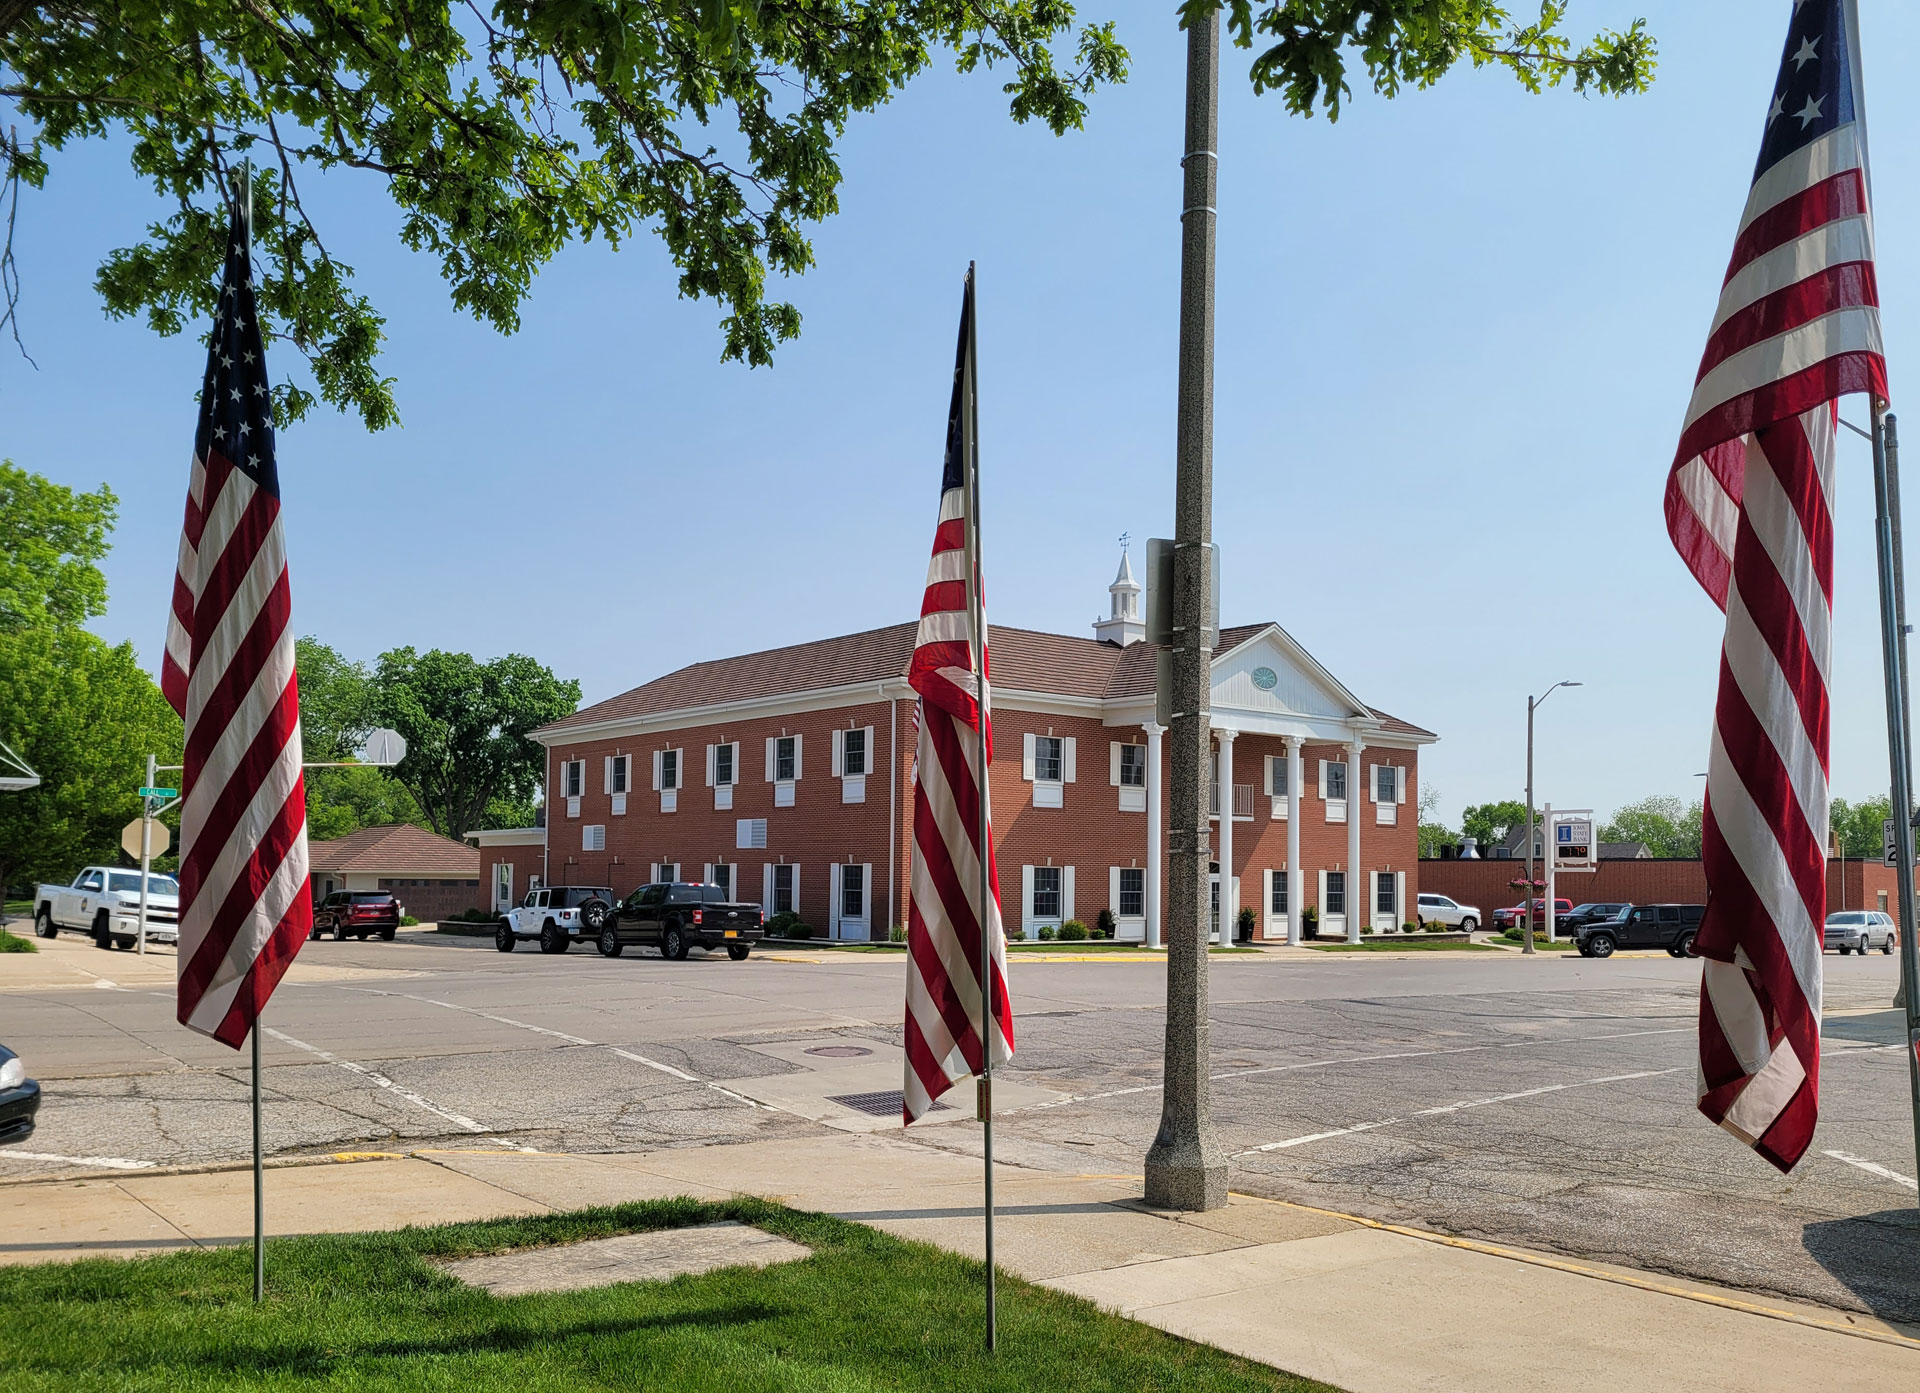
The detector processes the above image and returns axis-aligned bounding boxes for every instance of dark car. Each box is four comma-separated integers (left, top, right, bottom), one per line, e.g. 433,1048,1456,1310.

311,891,402,942
1492,897,1573,931
1561,902,1631,932
0,1044,41,1145
1577,903,1704,959
599,882,764,961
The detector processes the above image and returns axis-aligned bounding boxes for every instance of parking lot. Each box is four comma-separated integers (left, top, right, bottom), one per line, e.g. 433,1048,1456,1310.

3,928,1916,1324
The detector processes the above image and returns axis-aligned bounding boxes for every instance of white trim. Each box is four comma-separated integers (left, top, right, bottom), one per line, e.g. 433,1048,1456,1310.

465,827,544,847
1061,737,1077,784
841,774,866,804
1022,732,1036,781
1063,864,1076,923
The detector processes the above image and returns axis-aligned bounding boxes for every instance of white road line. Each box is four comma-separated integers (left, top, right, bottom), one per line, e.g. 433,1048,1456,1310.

0,1150,157,1171
609,1047,699,1082
263,1026,525,1146
1233,1067,1683,1158
1823,1149,1920,1191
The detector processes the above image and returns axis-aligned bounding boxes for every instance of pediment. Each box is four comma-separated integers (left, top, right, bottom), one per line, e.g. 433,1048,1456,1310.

1210,625,1369,722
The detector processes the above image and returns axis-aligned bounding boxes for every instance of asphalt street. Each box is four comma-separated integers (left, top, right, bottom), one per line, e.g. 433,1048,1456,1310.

3,930,1917,1325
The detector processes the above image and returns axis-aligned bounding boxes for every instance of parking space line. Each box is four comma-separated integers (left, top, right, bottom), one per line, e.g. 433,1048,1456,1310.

1,1150,157,1171
263,1026,535,1150
1822,1149,1919,1191
1240,1119,1403,1154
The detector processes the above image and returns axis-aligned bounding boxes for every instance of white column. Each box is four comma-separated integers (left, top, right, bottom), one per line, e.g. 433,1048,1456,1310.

1216,727,1236,943
1346,737,1364,943
1286,735,1303,943
1143,721,1164,950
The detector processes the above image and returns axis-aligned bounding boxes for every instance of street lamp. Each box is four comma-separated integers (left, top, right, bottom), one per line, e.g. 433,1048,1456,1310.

1523,682,1581,957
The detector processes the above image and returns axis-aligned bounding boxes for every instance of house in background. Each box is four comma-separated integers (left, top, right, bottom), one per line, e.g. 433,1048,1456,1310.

308,824,483,922
510,550,1437,943
1491,825,1651,861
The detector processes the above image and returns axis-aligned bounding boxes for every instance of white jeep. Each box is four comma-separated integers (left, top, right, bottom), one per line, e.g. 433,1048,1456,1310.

496,886,614,955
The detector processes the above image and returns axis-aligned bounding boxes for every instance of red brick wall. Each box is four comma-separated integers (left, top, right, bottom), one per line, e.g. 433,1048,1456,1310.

1419,857,1906,931
475,842,548,915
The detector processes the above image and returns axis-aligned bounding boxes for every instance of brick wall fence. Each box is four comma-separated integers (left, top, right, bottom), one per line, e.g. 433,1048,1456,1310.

1419,858,1907,931
374,878,487,924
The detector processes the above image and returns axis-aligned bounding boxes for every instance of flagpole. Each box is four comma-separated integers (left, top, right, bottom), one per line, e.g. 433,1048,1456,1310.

1870,399,1920,1204
959,263,997,1352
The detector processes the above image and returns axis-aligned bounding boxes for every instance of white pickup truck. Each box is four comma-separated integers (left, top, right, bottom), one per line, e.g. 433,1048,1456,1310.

34,867,182,950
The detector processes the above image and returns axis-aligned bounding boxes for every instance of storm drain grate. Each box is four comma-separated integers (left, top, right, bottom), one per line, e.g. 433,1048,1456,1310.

828,1090,950,1118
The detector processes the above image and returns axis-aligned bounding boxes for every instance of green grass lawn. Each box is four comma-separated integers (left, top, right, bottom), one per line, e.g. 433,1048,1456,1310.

0,1198,1337,1393
0,927,37,952
1307,939,1502,953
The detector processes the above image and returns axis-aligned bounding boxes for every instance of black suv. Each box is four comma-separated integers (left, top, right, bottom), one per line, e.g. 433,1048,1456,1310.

599,882,764,960
1577,903,1704,959
1561,902,1631,932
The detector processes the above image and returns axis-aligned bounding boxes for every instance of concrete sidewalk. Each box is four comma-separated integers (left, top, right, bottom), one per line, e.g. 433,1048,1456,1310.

3,1133,1915,1392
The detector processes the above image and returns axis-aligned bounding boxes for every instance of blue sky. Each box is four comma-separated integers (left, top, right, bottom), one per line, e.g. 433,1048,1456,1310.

4,2,1916,830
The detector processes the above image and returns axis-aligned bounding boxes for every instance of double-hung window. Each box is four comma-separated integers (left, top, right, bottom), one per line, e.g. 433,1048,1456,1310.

1270,871,1289,915
772,864,796,915
1034,737,1063,782
775,737,797,781
835,727,871,804
1119,746,1146,787
840,864,866,919
562,759,584,818
660,750,679,790
1032,867,1062,920
1322,759,1348,823
1376,872,1396,916
607,754,630,815
1325,870,1346,916
842,729,867,776
1118,867,1145,918
715,743,734,785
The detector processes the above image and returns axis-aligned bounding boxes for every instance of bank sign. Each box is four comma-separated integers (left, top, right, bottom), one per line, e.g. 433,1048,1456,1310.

1553,817,1595,871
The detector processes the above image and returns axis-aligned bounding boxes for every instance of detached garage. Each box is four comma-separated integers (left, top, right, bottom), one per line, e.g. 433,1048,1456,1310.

308,824,483,923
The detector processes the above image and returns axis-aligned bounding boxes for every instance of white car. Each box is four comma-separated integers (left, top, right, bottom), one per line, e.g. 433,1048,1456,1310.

34,867,180,949
497,886,615,955
1822,910,1898,955
1415,893,1480,932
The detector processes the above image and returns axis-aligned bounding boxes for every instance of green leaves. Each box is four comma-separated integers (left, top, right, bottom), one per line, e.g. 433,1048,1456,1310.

1188,0,1656,119
0,463,116,632
2,0,1131,428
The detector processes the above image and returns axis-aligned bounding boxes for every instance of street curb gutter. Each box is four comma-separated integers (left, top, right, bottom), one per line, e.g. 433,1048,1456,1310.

1225,1191,1920,1354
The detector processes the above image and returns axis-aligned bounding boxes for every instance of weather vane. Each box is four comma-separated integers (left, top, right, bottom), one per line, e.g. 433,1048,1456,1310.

1118,530,1130,551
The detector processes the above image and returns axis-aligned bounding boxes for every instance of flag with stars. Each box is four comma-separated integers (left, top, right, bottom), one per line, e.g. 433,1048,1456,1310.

1666,0,1885,1172
161,199,313,1048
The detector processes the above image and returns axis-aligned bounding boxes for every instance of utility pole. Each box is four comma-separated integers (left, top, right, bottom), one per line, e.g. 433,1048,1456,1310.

1144,6,1226,1213
137,754,155,955
1524,682,1580,953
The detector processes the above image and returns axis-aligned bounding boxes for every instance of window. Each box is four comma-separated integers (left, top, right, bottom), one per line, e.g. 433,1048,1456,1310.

1376,872,1396,915
1325,871,1346,916
736,818,767,850
583,824,605,852
1119,745,1146,787
1118,867,1145,918
775,736,797,781
843,728,867,777
1326,762,1347,801
1879,890,1890,913
1032,866,1062,919
773,865,795,914
710,864,734,899
660,749,679,790
1271,873,1289,915
840,864,865,918
1375,765,1395,802
563,760,584,798
714,743,734,786
1034,736,1063,782
610,755,629,795
653,863,679,885
1269,756,1289,796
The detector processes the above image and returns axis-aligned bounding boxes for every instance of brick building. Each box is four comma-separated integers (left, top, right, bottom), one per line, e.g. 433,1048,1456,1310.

487,556,1436,943
309,823,483,923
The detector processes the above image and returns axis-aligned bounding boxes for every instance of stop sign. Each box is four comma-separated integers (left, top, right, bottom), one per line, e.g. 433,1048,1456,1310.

121,817,171,860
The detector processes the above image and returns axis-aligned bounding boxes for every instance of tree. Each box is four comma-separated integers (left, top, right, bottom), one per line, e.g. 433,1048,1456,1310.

1417,782,1458,858
1,0,1129,427
0,462,114,632
1830,795,1893,859
291,635,422,840
1,4,1653,429
1600,794,1703,859
1462,799,1528,852
373,647,579,839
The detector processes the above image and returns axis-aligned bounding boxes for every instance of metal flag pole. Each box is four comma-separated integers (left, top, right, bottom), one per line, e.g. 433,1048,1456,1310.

1868,398,1920,1205
252,1020,265,1300
958,263,996,1350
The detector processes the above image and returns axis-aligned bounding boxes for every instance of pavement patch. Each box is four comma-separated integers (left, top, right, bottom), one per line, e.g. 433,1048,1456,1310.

436,1220,811,1295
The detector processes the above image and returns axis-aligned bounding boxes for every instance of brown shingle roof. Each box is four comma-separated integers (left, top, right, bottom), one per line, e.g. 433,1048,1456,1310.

535,620,1434,741
308,824,480,876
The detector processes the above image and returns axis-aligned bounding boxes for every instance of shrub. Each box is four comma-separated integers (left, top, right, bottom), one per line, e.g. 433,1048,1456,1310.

1037,924,1055,941
1302,905,1320,940
1095,907,1117,939
888,923,907,943
788,921,815,940
1401,921,1418,934
1236,906,1257,941
1007,925,1026,942
765,910,802,936
1058,921,1089,941
1360,924,1375,936
400,914,421,926
1424,921,1445,934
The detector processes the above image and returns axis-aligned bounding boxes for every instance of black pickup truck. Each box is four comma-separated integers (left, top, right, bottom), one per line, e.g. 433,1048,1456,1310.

598,882,764,960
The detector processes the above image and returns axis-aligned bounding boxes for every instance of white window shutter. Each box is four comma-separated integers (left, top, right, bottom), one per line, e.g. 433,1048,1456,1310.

1022,733,1036,781
1369,764,1380,804
1109,866,1121,914
705,745,715,787
862,727,874,775
601,756,611,794
731,743,742,786
831,729,843,777
652,751,663,792
793,865,801,922
1397,766,1408,804
1110,742,1123,787
792,733,803,781
1021,865,1034,929
765,737,776,782
1062,737,1077,784
1318,870,1328,915
1263,869,1273,925
1263,756,1273,796
1318,760,1328,799
1396,871,1406,924
861,865,872,924
829,863,842,935
762,863,774,911
1062,865,1075,921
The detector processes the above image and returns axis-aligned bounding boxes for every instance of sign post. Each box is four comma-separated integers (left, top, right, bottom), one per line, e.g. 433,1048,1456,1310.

124,759,178,955
1547,809,1596,943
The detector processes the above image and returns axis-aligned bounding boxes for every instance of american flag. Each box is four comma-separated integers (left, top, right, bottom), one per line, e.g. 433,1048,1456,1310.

1667,0,1885,1172
162,201,312,1048
904,272,1014,1123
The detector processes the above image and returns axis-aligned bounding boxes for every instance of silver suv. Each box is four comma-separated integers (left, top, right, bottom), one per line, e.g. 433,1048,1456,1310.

1822,910,1898,955
1415,893,1480,932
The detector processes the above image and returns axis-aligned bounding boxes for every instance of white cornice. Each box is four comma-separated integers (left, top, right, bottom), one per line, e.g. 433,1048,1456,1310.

536,678,917,747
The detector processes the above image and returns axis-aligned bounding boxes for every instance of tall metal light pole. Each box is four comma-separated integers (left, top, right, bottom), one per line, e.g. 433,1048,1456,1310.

1523,681,1580,956
1144,6,1226,1213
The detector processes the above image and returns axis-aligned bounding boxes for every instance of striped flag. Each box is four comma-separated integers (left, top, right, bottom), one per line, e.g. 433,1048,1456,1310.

162,202,312,1048
1666,0,1886,1172
904,272,1014,1123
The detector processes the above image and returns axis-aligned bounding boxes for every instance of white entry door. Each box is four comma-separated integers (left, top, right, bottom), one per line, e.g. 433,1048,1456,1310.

1209,872,1221,944
832,863,870,940
493,863,513,912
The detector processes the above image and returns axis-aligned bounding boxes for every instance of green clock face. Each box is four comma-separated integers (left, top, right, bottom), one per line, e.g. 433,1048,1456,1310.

1251,666,1278,691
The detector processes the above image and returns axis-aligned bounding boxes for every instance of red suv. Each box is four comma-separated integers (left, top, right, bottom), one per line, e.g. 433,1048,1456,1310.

1492,897,1573,931
311,891,402,941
